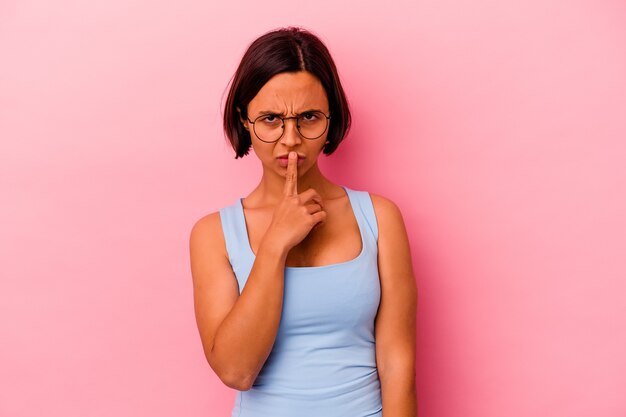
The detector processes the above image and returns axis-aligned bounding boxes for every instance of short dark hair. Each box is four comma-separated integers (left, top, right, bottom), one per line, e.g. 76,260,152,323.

223,26,352,159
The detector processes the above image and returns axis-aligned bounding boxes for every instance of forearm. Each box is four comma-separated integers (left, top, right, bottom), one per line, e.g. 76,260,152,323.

210,238,288,389
380,368,417,417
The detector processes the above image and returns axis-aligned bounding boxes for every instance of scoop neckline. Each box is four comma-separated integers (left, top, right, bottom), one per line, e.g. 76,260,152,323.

237,185,366,270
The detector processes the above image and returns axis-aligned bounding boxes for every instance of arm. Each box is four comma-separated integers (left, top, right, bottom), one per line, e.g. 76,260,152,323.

371,194,418,417
189,212,288,391
190,153,325,392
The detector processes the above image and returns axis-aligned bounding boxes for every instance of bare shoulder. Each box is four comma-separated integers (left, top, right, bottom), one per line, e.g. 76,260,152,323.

369,192,406,228
368,192,411,258
190,210,221,236
189,211,227,261
189,211,233,289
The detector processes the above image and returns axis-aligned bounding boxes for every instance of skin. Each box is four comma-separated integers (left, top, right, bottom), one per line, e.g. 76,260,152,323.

189,70,418,416
240,70,333,208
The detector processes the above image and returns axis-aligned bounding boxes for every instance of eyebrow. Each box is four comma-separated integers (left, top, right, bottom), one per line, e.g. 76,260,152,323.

256,108,324,116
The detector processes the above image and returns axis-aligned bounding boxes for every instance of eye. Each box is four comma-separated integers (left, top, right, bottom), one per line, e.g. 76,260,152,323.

258,114,281,125
301,112,318,121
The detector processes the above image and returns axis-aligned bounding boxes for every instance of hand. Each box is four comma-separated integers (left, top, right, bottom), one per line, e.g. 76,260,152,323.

263,151,327,251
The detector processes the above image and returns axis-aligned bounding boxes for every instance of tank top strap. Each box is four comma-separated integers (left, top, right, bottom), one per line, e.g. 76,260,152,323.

219,199,253,277
342,186,379,243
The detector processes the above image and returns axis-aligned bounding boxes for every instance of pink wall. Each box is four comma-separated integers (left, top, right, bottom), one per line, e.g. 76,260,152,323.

1,0,625,416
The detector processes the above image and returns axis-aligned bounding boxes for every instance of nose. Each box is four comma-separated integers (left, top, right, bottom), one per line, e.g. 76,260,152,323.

278,117,302,146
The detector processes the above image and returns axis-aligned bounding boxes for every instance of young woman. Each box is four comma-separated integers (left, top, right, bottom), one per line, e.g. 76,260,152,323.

190,26,417,417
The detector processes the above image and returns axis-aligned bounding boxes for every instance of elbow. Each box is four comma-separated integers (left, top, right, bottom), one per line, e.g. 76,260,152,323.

219,370,255,391
204,344,256,391
207,356,255,391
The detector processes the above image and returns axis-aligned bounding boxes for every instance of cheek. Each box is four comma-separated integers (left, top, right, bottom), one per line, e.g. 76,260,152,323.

250,142,275,162
249,141,265,158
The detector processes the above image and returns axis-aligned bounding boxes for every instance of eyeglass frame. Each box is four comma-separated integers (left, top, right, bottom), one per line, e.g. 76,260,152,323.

246,111,332,143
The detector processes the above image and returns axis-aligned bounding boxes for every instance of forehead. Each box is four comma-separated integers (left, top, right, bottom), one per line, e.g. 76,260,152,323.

248,71,328,112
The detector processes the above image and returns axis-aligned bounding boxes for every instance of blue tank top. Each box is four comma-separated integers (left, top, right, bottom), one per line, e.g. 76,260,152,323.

219,185,383,417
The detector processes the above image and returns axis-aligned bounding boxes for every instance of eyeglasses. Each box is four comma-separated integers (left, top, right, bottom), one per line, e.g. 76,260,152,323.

246,111,331,143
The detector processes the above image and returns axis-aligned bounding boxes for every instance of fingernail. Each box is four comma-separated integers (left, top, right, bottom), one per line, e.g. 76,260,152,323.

289,151,296,159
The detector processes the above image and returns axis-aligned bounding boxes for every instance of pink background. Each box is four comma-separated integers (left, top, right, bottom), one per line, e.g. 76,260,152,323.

1,0,625,416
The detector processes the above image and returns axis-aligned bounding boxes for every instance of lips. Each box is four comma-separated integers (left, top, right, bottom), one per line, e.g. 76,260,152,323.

276,155,305,167
276,154,305,159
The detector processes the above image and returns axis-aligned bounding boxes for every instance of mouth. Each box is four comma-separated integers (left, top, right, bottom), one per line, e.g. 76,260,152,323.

276,153,306,159
276,154,305,167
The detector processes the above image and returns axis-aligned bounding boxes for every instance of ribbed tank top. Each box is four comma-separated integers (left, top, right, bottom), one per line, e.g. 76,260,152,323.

219,185,382,417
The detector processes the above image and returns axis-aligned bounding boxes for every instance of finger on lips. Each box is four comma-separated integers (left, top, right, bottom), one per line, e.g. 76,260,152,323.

283,151,298,197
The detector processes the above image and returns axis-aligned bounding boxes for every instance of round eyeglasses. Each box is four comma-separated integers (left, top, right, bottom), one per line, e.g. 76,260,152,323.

246,111,331,143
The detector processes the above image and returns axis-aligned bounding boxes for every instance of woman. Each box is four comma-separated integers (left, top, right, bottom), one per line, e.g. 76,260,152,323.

189,26,417,417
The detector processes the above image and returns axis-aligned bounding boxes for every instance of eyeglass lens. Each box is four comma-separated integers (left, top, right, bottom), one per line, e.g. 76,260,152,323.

253,111,328,142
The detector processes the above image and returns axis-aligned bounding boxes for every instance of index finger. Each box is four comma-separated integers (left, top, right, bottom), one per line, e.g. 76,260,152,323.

283,151,298,196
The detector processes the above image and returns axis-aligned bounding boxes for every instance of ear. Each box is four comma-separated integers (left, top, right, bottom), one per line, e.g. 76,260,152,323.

236,107,249,131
